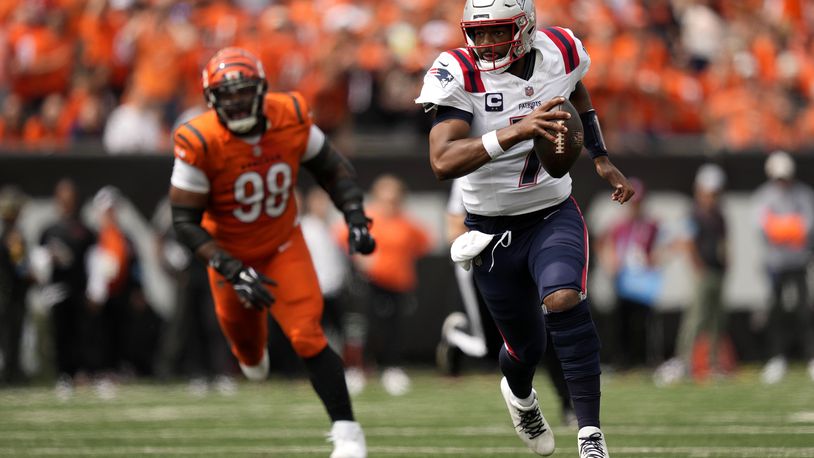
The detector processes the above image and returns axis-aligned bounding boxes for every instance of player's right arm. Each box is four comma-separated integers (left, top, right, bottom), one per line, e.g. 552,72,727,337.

427,97,570,180
415,52,569,180
169,125,274,309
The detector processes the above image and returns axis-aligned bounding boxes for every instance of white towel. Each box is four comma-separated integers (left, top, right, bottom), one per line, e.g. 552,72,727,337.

450,230,495,271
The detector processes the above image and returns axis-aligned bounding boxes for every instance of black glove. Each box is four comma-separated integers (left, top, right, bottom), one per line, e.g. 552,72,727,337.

210,251,276,310
344,207,376,255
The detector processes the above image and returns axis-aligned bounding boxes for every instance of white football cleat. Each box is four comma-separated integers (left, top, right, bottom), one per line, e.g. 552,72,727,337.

381,367,411,396
808,359,814,382
500,377,555,456
578,426,609,458
329,420,367,458
239,349,269,381
760,356,787,385
653,357,687,387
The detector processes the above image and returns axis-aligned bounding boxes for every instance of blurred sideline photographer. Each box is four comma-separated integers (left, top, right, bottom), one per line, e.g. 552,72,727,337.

753,151,814,384
654,164,731,385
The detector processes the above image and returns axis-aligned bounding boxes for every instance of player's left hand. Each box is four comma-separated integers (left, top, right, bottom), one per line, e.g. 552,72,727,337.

594,157,635,204
345,208,376,255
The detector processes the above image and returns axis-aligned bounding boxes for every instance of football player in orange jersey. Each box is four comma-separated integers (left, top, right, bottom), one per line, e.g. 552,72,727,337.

168,47,374,458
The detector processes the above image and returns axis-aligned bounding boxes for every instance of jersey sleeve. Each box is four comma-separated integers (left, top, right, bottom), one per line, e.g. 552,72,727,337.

171,121,211,193
301,124,326,162
568,28,591,81
287,91,313,127
414,51,474,114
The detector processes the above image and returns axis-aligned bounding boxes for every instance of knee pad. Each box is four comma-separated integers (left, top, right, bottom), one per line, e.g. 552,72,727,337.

547,301,601,379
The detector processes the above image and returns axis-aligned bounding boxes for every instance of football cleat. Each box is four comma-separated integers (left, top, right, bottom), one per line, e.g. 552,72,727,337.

381,367,411,396
328,420,367,458
500,377,555,456
577,426,609,458
653,357,687,387
760,356,787,385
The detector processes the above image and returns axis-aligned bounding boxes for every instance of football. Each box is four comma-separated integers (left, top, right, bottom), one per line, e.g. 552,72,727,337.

533,99,584,179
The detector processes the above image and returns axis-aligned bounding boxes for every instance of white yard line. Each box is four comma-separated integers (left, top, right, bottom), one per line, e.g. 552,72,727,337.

2,424,814,440
2,446,814,457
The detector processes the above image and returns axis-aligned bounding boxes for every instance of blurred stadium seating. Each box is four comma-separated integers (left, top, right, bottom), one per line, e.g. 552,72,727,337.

1,0,813,156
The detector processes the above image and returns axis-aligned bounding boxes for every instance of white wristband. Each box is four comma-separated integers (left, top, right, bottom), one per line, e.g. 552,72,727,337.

481,130,505,159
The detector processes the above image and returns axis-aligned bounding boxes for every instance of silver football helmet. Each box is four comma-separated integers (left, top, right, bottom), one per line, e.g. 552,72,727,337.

461,0,536,73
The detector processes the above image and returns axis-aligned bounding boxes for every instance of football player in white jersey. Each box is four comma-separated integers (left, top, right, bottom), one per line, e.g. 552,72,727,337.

416,1,634,457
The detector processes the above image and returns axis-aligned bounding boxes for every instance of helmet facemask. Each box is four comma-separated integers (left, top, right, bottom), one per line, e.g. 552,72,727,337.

461,0,536,73
202,48,268,134
205,78,266,134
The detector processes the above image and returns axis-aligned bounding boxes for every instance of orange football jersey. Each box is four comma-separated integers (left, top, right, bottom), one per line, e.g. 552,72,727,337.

173,91,312,262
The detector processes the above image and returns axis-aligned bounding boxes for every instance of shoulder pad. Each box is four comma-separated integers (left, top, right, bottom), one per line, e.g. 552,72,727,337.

538,27,583,74
264,91,312,127
173,115,213,166
442,48,486,93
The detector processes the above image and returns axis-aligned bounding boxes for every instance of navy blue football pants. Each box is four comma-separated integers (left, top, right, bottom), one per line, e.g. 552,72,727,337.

465,196,602,428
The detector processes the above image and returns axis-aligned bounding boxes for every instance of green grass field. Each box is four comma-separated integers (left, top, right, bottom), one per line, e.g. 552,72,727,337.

1,366,813,457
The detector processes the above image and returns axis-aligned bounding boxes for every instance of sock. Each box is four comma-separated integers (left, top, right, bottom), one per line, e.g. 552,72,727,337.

567,375,601,429
515,392,536,408
499,345,535,400
303,346,354,422
546,300,601,429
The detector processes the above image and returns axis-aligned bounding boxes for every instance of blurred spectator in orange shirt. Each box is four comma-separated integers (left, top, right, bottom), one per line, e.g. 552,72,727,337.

76,0,133,98
6,0,74,110
22,93,69,149
0,94,26,145
337,174,433,397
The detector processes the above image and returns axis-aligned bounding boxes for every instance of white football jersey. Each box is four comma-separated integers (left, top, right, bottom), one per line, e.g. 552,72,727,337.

416,28,591,216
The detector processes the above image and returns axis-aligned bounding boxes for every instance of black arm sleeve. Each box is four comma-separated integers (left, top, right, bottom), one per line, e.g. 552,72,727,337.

302,140,364,216
579,109,609,159
171,205,212,252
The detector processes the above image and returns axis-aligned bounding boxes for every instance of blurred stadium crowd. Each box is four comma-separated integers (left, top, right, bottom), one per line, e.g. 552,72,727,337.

1,0,814,155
